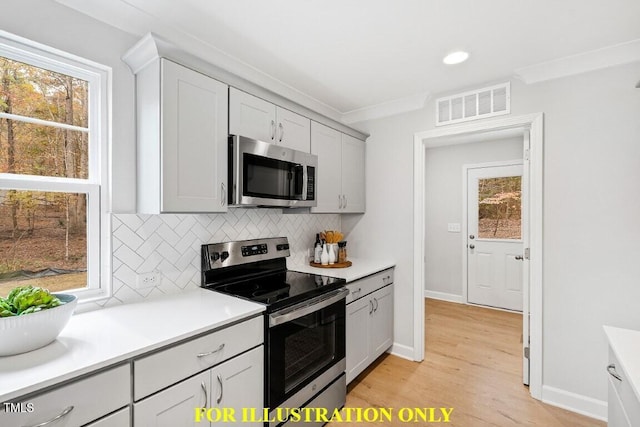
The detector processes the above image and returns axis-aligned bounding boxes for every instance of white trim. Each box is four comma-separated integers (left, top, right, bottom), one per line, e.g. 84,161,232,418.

389,343,415,361
461,159,523,306
0,30,112,303
541,385,608,422
341,91,431,124
413,112,544,400
515,38,640,85
0,112,89,134
424,291,465,304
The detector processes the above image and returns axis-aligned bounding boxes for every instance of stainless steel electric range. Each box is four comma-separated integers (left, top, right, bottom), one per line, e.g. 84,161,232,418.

201,237,347,426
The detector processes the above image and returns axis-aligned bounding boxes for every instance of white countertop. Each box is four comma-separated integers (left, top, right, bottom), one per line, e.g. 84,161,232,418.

604,325,640,403
0,289,265,402
288,257,395,282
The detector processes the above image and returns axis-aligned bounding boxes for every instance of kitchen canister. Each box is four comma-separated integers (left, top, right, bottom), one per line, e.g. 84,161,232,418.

338,241,347,263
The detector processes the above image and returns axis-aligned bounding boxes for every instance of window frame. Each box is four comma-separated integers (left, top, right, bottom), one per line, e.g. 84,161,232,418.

0,30,112,302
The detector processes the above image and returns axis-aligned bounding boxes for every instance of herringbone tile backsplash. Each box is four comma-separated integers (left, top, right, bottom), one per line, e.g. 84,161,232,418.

97,210,340,308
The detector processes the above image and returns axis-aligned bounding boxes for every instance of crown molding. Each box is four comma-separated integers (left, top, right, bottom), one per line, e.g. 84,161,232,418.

514,39,640,84
341,91,431,124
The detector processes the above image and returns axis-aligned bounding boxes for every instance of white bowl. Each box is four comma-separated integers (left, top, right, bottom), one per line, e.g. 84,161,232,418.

0,293,78,356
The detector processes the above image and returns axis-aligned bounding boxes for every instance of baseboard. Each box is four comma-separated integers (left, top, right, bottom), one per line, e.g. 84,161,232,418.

541,385,607,422
424,290,465,304
389,342,415,361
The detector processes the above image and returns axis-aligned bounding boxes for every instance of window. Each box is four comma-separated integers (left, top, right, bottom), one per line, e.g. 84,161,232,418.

477,176,522,240
0,31,110,301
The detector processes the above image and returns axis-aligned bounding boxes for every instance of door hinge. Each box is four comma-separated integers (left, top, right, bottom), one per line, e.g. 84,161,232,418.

524,346,530,359
524,248,530,260
524,148,530,161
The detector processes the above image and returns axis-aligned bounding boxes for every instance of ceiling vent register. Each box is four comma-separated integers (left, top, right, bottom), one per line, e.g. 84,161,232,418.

436,82,510,126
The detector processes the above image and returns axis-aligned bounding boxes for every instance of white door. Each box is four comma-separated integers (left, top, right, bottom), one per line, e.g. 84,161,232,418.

229,87,277,143
341,134,366,213
310,122,342,213
275,107,311,152
467,163,523,311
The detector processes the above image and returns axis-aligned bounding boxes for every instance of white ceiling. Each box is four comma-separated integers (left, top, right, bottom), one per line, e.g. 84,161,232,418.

56,0,640,121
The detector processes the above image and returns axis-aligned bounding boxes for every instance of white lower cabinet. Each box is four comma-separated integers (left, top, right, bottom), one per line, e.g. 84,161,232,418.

345,268,394,384
134,346,263,427
0,364,130,427
86,407,131,427
606,348,640,427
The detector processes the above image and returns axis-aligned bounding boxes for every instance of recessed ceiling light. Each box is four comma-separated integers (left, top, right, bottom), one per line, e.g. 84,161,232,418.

443,51,469,65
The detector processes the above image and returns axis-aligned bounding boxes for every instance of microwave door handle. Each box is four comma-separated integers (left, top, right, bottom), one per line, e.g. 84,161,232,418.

302,165,308,201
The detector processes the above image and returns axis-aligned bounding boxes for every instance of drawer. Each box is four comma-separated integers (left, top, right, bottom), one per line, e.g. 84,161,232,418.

0,364,130,427
608,348,640,427
134,315,263,400
346,267,394,304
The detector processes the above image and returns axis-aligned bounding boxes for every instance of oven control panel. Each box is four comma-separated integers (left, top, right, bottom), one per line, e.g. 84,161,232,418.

242,243,268,257
202,237,291,272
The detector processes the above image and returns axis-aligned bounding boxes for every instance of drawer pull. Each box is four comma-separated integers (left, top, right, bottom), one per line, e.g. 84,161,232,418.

23,405,74,427
216,374,224,404
201,381,208,406
373,297,379,312
351,287,362,296
197,343,225,358
607,363,622,381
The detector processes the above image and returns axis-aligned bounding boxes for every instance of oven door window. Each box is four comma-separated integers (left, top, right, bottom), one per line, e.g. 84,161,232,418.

243,153,304,200
268,299,345,406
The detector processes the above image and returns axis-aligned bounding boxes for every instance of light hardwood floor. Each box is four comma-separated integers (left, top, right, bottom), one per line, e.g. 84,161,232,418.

331,298,605,426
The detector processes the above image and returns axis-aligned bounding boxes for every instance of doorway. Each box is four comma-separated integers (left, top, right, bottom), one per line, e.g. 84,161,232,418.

413,113,543,400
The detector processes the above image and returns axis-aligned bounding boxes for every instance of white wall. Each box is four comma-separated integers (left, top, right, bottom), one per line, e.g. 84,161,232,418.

424,138,522,298
0,0,138,212
347,61,640,414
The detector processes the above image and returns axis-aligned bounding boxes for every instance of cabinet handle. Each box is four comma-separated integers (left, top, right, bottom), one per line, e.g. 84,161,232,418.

351,287,361,297
369,299,374,315
197,343,225,358
22,406,74,427
344,195,347,209
607,363,622,381
278,122,284,142
270,120,276,140
201,381,208,407
216,374,224,404
221,183,226,206
373,297,379,312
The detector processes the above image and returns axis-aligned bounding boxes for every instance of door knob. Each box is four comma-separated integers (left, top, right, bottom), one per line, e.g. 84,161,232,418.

515,255,524,260
469,235,475,240
469,244,475,249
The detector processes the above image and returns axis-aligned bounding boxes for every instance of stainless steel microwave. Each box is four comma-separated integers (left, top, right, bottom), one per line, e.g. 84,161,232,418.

229,135,318,207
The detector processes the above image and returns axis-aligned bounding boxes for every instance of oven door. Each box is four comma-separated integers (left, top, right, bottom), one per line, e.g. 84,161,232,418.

231,135,317,207
267,288,348,408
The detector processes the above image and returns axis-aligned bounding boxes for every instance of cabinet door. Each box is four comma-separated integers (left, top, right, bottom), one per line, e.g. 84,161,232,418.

276,107,310,152
161,59,228,212
134,371,210,427
341,134,366,213
370,284,394,359
229,87,276,143
310,122,342,213
609,376,632,427
210,346,264,427
346,297,372,384
86,407,131,427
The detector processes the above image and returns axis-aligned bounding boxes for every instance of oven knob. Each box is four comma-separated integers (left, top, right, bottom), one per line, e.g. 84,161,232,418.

210,252,220,262
221,251,230,262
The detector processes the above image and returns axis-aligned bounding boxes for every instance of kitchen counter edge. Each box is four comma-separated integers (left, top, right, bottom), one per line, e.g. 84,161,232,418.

0,288,265,402
288,258,396,282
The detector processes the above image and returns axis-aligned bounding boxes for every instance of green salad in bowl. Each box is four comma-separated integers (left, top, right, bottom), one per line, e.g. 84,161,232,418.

0,285,77,356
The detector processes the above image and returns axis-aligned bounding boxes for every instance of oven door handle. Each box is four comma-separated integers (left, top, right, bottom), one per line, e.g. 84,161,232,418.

269,288,349,327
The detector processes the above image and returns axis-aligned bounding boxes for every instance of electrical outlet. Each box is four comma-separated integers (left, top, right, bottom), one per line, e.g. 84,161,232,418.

136,271,161,289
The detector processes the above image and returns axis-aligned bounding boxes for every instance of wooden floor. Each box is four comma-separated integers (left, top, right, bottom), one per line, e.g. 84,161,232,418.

330,299,605,426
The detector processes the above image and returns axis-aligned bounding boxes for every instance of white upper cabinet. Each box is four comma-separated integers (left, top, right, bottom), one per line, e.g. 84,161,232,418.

229,87,311,152
341,134,366,213
137,59,229,213
311,122,365,213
